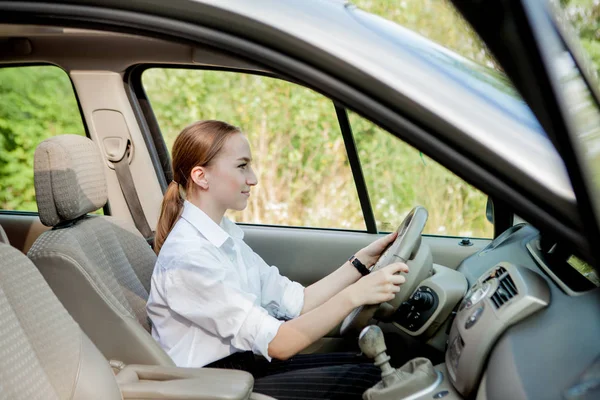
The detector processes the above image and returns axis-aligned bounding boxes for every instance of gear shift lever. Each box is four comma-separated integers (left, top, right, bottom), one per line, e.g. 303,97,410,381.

359,325,400,387
359,325,440,400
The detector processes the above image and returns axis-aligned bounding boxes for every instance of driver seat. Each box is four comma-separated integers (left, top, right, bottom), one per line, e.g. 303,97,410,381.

27,134,172,366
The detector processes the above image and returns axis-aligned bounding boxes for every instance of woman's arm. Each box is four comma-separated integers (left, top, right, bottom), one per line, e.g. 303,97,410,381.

300,231,398,314
300,257,364,314
268,261,407,360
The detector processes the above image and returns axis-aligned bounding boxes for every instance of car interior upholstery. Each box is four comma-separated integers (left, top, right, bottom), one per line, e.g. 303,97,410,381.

0,229,120,400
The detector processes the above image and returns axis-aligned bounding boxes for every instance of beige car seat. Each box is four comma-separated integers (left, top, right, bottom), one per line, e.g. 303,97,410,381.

0,227,265,400
0,239,123,399
27,134,172,366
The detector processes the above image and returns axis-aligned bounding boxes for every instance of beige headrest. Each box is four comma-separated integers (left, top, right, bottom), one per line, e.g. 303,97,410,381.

34,135,108,227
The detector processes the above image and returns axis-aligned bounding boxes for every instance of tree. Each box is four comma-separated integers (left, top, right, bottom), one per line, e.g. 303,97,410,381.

0,66,84,210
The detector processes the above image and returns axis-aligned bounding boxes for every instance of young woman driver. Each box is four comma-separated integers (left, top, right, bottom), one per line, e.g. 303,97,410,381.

147,120,409,399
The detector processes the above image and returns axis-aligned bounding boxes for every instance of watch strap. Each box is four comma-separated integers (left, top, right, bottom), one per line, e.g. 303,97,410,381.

349,255,370,276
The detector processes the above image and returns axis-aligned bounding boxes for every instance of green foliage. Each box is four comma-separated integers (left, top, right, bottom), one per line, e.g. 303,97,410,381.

143,69,365,230
0,66,85,211
561,0,600,79
350,113,491,237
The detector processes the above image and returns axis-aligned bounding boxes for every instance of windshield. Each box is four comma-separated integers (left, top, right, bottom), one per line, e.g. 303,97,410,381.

349,4,546,136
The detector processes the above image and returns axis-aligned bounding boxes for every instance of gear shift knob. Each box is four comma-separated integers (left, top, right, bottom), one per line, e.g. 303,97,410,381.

359,325,399,387
359,325,387,358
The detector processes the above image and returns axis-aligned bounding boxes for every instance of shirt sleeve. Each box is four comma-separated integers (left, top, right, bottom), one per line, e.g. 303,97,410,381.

164,251,283,361
251,248,305,320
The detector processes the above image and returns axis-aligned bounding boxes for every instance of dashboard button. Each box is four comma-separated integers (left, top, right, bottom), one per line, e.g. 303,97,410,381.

465,305,484,329
466,282,491,309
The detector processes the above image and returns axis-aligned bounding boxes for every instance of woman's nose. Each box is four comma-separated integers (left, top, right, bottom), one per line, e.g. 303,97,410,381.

247,167,258,186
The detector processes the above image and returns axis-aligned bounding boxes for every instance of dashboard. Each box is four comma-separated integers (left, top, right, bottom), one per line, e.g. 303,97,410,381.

447,262,549,396
453,224,600,400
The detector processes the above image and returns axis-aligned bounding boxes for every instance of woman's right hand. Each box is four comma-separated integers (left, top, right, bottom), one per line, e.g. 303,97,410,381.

346,262,409,307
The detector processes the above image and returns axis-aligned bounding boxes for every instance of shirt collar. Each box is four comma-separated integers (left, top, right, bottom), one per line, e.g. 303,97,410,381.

180,200,244,247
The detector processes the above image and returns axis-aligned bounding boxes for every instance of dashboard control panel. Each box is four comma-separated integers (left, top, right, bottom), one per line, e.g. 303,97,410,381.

445,262,550,398
394,286,439,331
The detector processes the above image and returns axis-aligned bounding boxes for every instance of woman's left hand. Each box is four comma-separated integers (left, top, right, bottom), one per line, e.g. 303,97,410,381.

355,231,398,267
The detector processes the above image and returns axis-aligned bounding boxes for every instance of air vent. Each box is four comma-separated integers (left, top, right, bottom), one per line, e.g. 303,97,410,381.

491,273,518,309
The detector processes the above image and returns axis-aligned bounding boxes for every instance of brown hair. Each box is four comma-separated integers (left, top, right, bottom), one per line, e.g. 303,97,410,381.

154,120,241,254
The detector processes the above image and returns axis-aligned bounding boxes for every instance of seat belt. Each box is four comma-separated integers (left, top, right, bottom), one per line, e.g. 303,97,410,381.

107,139,154,245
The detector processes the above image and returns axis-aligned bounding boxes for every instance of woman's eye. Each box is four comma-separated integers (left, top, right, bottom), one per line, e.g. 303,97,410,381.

238,163,247,169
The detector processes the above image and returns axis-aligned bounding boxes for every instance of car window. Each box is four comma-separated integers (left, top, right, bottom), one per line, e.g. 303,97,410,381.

142,68,366,230
349,111,493,238
0,65,86,212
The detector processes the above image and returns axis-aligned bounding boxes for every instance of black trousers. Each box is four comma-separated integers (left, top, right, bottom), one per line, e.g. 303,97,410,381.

207,351,381,400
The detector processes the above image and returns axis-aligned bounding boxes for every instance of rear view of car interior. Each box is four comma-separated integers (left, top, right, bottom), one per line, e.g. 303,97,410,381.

0,3,599,400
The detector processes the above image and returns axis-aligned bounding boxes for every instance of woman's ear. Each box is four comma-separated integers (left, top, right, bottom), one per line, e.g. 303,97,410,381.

190,166,209,190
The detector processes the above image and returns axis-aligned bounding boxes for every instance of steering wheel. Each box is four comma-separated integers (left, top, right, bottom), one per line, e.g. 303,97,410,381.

340,206,429,335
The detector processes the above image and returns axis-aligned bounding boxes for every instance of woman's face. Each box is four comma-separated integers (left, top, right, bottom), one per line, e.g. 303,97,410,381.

205,132,258,211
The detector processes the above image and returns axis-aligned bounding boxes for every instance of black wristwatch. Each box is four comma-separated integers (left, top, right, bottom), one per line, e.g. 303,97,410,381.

349,255,370,276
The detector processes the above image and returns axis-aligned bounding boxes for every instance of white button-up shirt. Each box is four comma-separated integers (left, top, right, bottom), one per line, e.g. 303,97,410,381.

147,201,305,368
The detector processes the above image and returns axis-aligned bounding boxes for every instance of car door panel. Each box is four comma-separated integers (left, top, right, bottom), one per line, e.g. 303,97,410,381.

242,225,489,286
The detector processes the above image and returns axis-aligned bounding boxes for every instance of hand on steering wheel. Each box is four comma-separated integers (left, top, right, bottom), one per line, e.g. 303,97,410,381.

346,262,409,307
354,231,399,268
340,206,429,335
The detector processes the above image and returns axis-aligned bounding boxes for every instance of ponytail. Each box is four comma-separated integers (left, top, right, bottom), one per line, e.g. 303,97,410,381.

154,181,184,254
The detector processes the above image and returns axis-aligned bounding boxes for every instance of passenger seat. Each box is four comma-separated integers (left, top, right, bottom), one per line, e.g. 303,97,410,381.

0,227,265,400
28,134,172,366
0,239,123,399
